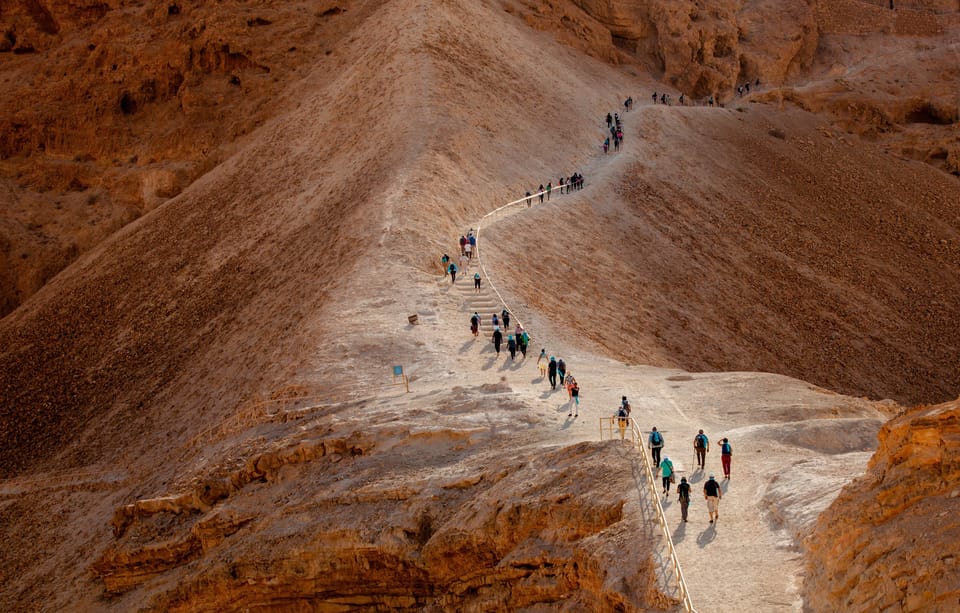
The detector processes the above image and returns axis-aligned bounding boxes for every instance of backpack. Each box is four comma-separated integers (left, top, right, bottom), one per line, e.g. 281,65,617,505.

677,482,690,501
652,431,662,445
617,407,628,418
722,442,732,455
694,434,706,449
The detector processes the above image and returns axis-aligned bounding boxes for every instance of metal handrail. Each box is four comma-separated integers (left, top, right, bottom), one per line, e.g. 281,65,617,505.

628,417,697,612
598,416,695,610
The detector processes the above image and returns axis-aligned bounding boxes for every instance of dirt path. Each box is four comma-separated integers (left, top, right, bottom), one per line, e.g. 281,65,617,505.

411,103,885,612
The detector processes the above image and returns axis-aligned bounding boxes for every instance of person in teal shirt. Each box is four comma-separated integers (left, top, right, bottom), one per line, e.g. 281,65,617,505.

660,456,674,495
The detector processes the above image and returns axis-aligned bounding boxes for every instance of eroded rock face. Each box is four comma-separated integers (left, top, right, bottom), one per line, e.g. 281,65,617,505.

93,433,672,611
804,400,960,611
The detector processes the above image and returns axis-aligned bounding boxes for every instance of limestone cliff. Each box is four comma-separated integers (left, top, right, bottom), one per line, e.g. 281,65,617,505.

804,400,960,611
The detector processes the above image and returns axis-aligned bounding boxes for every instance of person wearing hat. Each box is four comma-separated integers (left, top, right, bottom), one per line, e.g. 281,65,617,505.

677,476,691,522
703,474,722,523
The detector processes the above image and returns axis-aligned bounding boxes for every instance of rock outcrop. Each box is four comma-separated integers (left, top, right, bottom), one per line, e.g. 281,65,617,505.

93,434,672,611
804,399,960,611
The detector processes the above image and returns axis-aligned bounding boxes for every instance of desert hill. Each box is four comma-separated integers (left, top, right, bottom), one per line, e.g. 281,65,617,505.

0,0,958,611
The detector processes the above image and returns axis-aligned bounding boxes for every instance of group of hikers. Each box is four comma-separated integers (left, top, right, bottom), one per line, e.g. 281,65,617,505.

603,111,625,153
615,398,732,524
525,173,585,207
652,78,763,109
439,98,742,531
441,229,479,284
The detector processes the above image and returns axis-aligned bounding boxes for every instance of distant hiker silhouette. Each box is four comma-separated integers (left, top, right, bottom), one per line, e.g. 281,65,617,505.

492,327,503,355
459,235,467,256
491,313,499,328
507,335,517,360
548,356,558,389
538,184,544,203
441,253,450,274
501,309,510,328
448,262,458,283
474,272,481,293
556,359,566,387
606,112,613,127
652,91,657,104
525,191,532,207
603,138,609,154
470,312,480,337
546,182,552,200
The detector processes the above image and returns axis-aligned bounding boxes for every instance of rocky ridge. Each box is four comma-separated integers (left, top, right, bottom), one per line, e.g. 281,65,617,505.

804,399,960,611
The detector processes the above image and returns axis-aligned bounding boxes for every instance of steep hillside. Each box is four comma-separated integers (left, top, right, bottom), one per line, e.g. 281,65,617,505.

484,103,960,405
804,399,960,611
0,0,377,316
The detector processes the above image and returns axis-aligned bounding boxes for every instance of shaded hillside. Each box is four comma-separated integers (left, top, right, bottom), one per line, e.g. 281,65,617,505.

804,399,960,611
484,104,960,405
0,0,376,316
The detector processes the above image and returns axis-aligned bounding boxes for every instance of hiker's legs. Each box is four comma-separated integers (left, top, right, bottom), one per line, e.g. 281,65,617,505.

680,499,689,521
722,455,731,477
652,447,661,467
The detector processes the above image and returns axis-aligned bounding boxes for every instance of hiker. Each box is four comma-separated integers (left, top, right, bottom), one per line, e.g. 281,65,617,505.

652,91,657,104
470,312,480,337
501,309,510,329
492,313,499,328
448,262,458,283
546,182,552,200
649,426,664,467
737,85,743,97
538,184,544,203
606,112,613,128
708,95,714,107
677,476,691,522
721,437,732,479
613,136,620,152
464,241,472,259
660,456,674,495
625,96,632,111
564,373,576,398
537,349,548,377
474,272,481,294
616,129,623,143
620,396,631,416
693,429,709,469
570,380,580,411
548,356,558,389
492,327,503,355
469,234,477,256
507,334,517,360
459,235,467,256
525,191,532,207
556,358,566,388
744,82,750,93
519,329,530,358
615,405,629,439
660,93,667,105
704,474,722,523
603,138,609,154
441,253,450,275
679,93,684,105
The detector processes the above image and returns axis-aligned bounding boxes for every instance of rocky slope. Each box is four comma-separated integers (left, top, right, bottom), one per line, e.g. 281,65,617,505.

804,399,960,611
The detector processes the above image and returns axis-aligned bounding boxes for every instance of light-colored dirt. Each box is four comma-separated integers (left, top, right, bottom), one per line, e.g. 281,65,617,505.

0,0,957,611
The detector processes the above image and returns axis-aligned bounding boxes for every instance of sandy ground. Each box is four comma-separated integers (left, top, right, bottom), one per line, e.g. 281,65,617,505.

372,102,888,611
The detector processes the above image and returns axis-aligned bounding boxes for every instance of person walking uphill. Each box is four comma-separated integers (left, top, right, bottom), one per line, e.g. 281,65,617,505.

507,334,517,360
649,427,664,468
721,437,732,479
501,309,510,329
474,272,481,294
677,476,691,522
694,429,709,469
448,262,458,284
492,327,503,356
470,312,480,337
556,358,566,388
704,474,722,523
660,456,675,495
548,356,558,389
